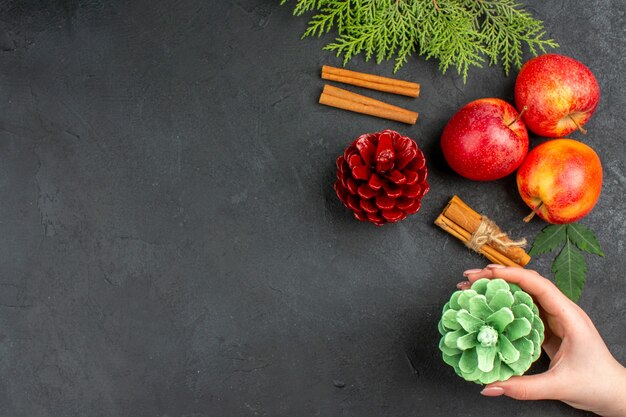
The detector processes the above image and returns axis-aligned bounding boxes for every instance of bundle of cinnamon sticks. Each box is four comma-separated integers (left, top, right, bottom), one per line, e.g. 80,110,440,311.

319,65,420,124
435,196,531,268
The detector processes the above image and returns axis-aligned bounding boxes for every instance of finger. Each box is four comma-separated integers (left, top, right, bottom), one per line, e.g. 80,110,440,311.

464,267,578,324
542,331,561,360
486,264,506,269
539,312,560,359
483,372,562,401
462,265,506,280
464,265,539,283
538,303,566,341
462,268,483,277
456,281,471,290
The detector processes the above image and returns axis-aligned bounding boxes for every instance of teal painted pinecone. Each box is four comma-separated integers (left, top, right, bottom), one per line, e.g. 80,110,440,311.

438,278,545,384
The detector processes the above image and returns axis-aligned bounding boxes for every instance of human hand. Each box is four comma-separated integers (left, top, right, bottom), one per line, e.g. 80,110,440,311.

459,265,626,417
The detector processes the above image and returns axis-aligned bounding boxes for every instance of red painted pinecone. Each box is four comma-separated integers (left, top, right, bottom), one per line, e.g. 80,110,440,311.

334,129,429,226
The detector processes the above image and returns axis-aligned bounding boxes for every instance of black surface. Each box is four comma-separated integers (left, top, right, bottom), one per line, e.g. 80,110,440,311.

0,1,624,416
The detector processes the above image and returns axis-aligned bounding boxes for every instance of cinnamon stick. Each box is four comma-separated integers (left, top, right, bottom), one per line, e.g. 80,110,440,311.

323,85,417,116
322,65,420,98
435,214,521,268
443,196,531,266
435,196,530,268
319,84,418,125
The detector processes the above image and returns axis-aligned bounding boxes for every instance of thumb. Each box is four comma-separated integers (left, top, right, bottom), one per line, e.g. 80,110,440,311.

481,373,561,401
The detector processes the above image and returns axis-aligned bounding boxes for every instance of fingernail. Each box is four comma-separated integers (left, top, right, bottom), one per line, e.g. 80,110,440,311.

463,269,482,276
481,387,504,397
456,281,471,289
486,264,506,269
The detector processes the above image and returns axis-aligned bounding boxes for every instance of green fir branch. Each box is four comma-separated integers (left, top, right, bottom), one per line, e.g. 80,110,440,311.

420,2,486,82
303,0,352,37
282,0,558,82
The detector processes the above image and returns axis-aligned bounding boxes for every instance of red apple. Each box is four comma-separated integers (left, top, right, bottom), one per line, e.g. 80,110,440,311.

441,98,529,181
515,54,600,138
517,139,602,224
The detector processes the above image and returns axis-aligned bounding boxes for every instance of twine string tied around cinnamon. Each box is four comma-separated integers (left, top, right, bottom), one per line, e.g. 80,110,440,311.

465,216,527,252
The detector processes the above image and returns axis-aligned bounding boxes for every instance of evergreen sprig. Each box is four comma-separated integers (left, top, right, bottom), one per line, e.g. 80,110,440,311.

281,0,559,82
529,223,603,303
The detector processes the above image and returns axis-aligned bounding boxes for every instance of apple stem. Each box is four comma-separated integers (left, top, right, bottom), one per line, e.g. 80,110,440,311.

508,106,528,127
523,201,544,223
568,114,588,134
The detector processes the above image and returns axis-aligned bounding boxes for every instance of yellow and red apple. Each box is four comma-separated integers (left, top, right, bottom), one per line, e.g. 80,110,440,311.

515,54,600,138
441,98,529,181
517,139,602,224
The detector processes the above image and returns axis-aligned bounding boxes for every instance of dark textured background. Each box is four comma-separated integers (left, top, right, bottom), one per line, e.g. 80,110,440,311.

0,1,624,416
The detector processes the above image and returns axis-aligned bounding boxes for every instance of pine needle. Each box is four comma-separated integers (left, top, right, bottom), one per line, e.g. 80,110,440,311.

282,0,559,82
